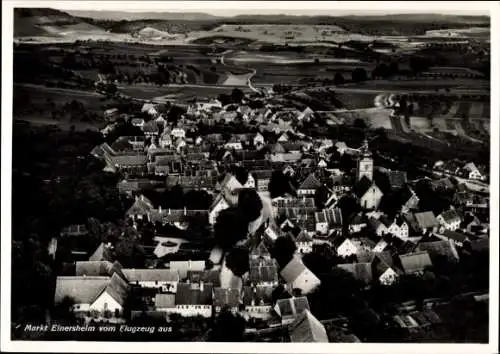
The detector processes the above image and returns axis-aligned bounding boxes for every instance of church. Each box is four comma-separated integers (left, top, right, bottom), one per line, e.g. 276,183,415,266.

353,138,383,210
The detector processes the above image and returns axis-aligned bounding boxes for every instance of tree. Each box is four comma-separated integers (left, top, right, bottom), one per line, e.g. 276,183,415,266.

230,88,245,104
351,68,368,82
225,246,250,277
353,118,367,129
270,235,297,268
334,73,345,85
209,308,246,342
214,207,249,251
269,170,294,199
167,105,186,125
237,188,263,223
314,185,330,209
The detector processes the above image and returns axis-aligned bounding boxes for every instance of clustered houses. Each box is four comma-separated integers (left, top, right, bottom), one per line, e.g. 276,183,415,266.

53,91,488,341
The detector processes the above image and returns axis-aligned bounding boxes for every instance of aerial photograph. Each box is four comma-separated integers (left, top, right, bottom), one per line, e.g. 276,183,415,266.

6,1,492,345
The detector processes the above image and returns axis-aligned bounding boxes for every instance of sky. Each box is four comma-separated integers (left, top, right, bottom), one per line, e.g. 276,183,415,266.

44,1,491,17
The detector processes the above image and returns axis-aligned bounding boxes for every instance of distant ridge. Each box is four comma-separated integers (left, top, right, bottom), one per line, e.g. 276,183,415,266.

65,10,220,21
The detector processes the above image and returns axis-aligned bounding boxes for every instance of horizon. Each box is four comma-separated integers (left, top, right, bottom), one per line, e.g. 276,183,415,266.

33,1,491,18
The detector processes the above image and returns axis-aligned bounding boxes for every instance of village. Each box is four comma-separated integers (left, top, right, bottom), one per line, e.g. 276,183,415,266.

46,85,491,342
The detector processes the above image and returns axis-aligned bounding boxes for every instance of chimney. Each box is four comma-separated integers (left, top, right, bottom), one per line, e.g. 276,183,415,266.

200,280,204,292
140,195,144,202
168,208,171,215
158,206,162,213
184,207,187,216
251,299,255,306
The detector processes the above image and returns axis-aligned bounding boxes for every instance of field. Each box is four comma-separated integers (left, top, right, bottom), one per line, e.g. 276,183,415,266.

120,84,252,103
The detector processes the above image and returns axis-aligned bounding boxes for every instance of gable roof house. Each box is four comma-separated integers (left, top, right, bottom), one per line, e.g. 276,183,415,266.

122,269,180,292
398,251,433,275
295,230,314,254
89,243,114,262
54,273,129,318
274,296,311,325
436,209,462,231
315,208,343,236
297,173,322,196
126,195,155,221
169,260,206,280
387,170,408,190
172,282,213,318
436,230,470,248
241,285,274,320
337,262,373,287
372,251,402,285
288,309,329,343
249,261,279,288
414,211,440,234
213,287,241,314
208,194,230,225
280,255,321,295
417,240,460,263
354,177,384,210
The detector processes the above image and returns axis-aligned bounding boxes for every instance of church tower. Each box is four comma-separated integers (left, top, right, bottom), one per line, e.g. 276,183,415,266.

357,137,373,181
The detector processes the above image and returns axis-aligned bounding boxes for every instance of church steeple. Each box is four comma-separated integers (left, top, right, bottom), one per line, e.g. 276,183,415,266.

357,137,373,181
360,137,371,157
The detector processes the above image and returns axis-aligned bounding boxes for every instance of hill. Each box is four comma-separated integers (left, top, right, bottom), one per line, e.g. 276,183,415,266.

66,10,220,21
14,8,106,37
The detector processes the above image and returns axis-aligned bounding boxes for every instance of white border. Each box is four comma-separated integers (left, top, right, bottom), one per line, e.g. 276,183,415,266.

1,1,499,353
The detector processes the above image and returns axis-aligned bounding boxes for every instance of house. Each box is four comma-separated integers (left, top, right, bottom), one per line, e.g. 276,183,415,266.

349,213,366,234
337,262,373,287
213,287,241,314
297,107,315,122
171,127,186,139
295,230,313,254
169,260,206,280
436,209,462,231
142,120,160,137
126,195,155,221
399,251,433,275
264,223,282,245
274,296,311,325
252,170,273,192
169,282,213,318
393,216,410,240
400,186,420,213
208,194,230,225
387,170,407,190
462,162,484,180
372,252,401,285
185,269,220,286
224,136,244,150
436,230,470,248
122,269,180,292
278,132,290,142
250,241,272,260
367,217,388,237
297,173,322,196
289,309,329,343
417,240,460,263
54,274,129,319
354,176,384,210
414,211,440,234
131,118,145,128
332,236,359,257
253,132,265,147
241,286,273,320
314,208,343,236
60,224,88,238
89,243,114,262
75,261,125,279
280,255,321,295
104,108,119,120
401,213,422,236
141,103,158,117
249,260,279,287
